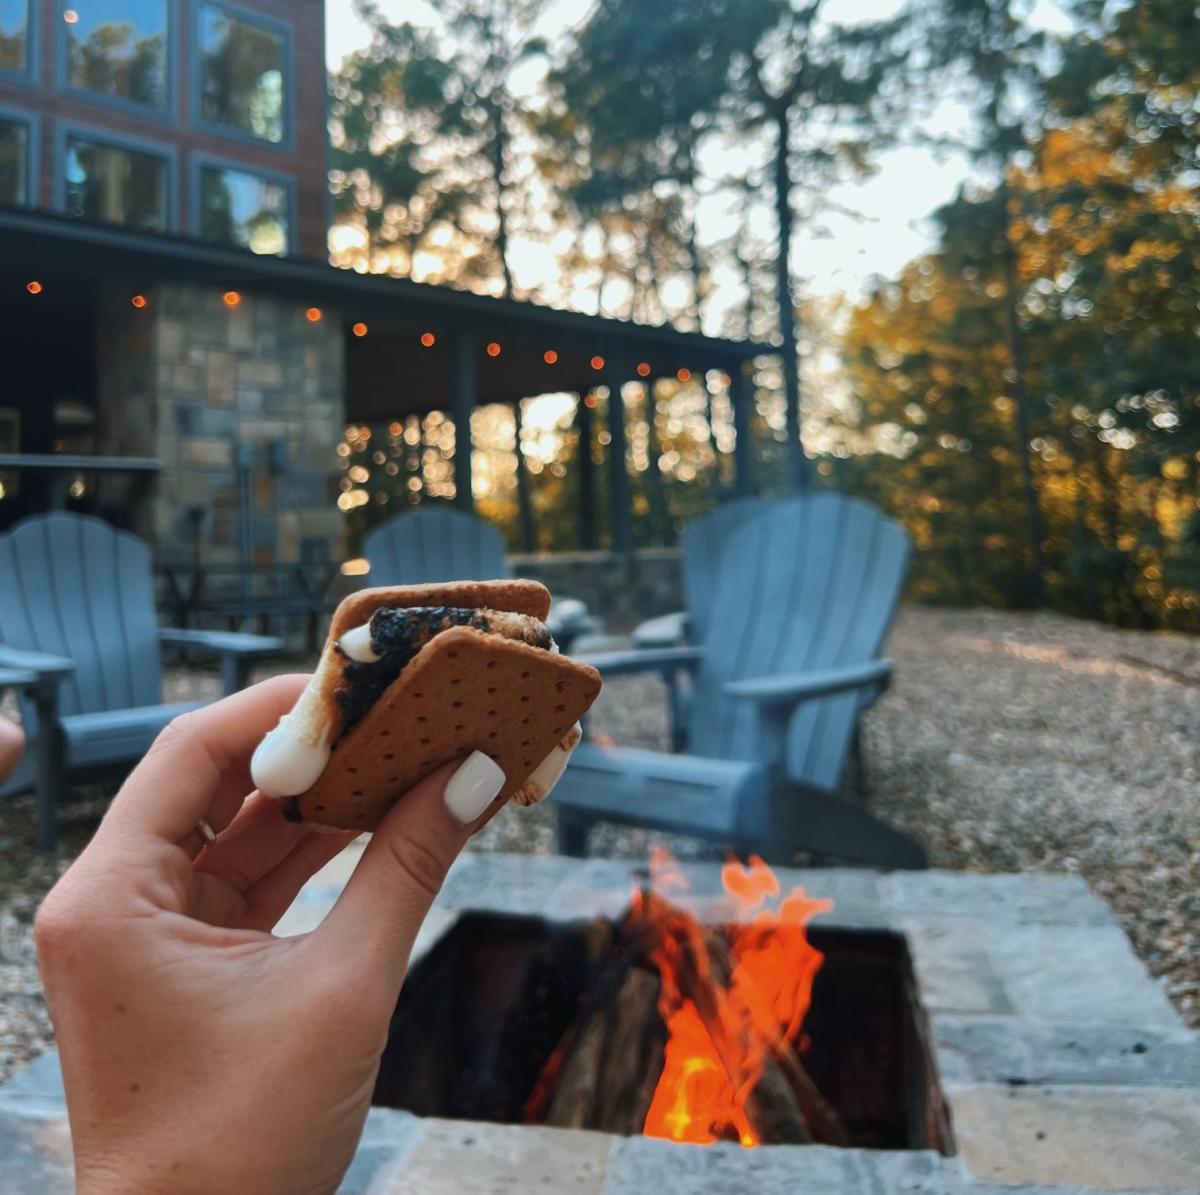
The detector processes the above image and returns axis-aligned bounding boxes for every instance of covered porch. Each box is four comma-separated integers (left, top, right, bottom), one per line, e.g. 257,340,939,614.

0,208,771,557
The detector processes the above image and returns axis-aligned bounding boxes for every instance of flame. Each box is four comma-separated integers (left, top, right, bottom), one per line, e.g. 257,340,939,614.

640,854,831,1148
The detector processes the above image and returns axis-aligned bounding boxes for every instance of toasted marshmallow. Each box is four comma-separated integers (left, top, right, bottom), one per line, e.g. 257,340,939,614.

511,724,582,807
338,622,379,663
251,724,331,799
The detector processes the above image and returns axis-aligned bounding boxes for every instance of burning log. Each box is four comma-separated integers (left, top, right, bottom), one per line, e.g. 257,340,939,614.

527,868,845,1148
632,889,847,1147
534,963,665,1133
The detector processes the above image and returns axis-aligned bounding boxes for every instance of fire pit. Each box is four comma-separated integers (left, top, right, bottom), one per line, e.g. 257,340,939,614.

374,854,951,1153
3,852,1200,1194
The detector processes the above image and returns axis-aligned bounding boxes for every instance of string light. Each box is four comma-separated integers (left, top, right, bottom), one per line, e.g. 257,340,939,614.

486,341,501,357
676,367,692,382
636,362,651,377
63,9,79,24
583,394,598,409
306,307,322,323
25,280,42,295
420,331,436,347
352,321,368,337
131,294,148,309
590,355,605,370
223,291,240,308
543,349,558,364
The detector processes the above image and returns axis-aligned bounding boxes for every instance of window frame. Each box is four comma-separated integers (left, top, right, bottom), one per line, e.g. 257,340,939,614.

190,151,296,256
0,0,38,87
192,0,294,153
55,120,178,233
56,0,179,122
0,101,38,207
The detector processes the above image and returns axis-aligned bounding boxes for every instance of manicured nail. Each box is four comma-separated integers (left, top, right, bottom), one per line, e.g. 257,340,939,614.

444,751,506,824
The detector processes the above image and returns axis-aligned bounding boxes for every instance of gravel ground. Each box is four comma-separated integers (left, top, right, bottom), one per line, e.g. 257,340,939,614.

2,606,1198,1081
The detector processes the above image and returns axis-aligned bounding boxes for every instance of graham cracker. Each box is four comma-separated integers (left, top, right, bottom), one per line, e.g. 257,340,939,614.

295,624,601,830
328,580,551,646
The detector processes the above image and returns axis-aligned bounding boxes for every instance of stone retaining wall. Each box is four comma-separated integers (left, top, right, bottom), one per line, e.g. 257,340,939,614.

509,548,683,631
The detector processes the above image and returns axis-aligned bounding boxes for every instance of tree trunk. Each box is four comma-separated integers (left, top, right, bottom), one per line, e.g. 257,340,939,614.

998,179,1044,606
739,243,756,341
640,383,671,546
594,224,610,316
684,144,704,331
490,100,515,300
513,400,537,553
772,108,807,491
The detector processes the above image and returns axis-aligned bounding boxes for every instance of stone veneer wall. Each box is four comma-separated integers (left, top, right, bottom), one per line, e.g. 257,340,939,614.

508,548,683,631
97,283,346,566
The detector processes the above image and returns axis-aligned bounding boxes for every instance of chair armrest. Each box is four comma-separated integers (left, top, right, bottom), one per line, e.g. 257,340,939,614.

0,644,76,679
724,659,893,705
160,628,285,656
0,666,37,691
631,611,689,649
575,646,704,678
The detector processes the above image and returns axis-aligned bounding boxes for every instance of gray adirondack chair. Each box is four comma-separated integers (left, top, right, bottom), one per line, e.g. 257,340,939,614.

632,496,769,650
551,493,927,869
364,508,598,649
0,514,283,850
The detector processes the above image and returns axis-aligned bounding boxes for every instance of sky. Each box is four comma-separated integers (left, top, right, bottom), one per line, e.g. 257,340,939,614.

324,0,1074,326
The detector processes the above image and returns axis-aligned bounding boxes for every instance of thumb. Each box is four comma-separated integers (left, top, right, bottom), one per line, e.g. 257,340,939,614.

310,752,505,1000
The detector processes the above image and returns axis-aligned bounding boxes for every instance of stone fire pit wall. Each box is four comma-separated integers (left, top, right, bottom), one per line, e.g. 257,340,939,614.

3,853,1199,1194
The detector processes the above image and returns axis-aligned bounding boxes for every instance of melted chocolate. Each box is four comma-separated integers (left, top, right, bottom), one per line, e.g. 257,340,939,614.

333,606,552,738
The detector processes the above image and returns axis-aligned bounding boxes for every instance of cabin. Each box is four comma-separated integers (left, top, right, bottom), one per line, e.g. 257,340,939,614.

0,0,768,579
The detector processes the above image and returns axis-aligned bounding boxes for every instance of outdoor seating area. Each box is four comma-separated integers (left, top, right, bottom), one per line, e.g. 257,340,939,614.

1,0,1197,1189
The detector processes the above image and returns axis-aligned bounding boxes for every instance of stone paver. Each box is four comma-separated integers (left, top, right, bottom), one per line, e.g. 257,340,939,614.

604,1138,951,1195
371,1119,613,1194
437,851,582,916
0,1110,73,1194
948,1084,1200,1191
932,1016,1200,1088
884,872,1117,928
905,923,1016,1015
986,924,1181,1028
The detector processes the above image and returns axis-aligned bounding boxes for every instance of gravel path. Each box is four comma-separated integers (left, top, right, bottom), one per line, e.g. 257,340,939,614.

2,607,1197,1081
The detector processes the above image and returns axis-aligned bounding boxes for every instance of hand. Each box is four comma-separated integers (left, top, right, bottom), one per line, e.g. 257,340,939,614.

36,675,512,1195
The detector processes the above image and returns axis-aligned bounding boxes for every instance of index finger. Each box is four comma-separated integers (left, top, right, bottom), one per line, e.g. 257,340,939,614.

98,674,310,847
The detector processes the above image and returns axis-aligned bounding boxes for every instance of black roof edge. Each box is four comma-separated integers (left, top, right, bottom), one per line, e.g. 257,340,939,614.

0,207,775,364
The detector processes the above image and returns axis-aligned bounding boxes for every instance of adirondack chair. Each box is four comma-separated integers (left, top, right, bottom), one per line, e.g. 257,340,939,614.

0,514,283,850
363,508,598,649
551,493,927,869
632,496,769,650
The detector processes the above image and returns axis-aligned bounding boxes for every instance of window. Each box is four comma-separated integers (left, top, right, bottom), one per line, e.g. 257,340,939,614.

64,134,169,231
0,118,28,204
198,163,290,255
198,4,286,144
0,0,29,74
64,0,170,112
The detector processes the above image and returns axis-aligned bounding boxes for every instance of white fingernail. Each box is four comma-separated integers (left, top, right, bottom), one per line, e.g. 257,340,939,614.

444,752,506,824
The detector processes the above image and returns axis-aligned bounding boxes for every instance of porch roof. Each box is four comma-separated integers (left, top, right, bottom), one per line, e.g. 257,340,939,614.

0,208,771,420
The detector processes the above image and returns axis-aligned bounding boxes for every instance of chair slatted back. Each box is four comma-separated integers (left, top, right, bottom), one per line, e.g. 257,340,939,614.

0,513,163,718
681,497,768,642
688,494,909,793
364,509,509,586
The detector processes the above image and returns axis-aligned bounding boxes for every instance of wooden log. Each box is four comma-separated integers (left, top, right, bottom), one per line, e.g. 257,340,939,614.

774,1040,849,1147
592,966,664,1133
544,997,607,1128
541,963,665,1133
